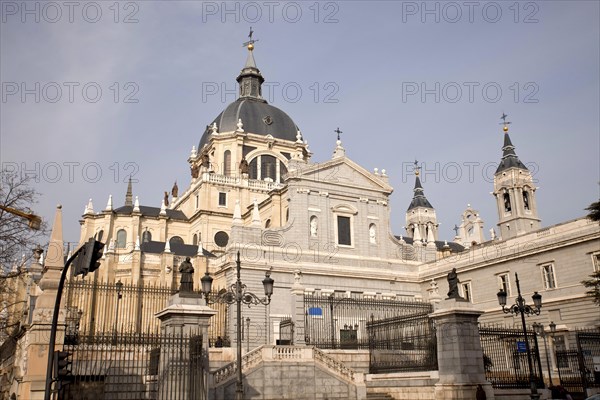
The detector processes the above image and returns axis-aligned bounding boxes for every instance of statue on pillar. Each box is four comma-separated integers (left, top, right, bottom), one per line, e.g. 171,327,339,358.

447,268,463,299
179,257,194,293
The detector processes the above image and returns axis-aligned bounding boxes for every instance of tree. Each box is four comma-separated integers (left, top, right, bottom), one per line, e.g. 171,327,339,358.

585,200,600,222
581,271,600,306
0,171,46,339
581,199,600,305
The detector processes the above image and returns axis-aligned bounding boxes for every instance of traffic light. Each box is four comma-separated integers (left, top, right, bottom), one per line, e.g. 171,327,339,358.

52,350,72,389
73,238,104,276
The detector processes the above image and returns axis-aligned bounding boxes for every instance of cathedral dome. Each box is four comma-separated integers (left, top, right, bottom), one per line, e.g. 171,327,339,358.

198,98,299,149
198,42,300,150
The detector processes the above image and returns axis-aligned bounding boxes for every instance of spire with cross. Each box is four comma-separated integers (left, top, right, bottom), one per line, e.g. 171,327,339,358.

413,159,421,176
500,112,512,132
334,127,342,141
332,127,345,158
453,224,460,235
242,27,259,50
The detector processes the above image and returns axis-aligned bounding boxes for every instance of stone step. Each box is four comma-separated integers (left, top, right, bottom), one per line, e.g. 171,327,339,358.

366,393,395,400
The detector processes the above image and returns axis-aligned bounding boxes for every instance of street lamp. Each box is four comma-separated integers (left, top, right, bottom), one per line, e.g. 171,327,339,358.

533,322,556,388
200,251,274,400
113,280,123,341
245,317,251,352
497,272,543,400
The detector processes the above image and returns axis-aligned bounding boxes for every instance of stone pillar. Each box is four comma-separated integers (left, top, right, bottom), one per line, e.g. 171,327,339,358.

18,205,66,400
155,294,217,400
290,270,305,346
430,299,494,400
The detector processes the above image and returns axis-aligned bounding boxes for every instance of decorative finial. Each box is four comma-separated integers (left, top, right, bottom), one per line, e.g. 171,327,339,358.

243,27,258,51
334,127,342,141
414,160,421,176
500,112,511,132
453,224,460,235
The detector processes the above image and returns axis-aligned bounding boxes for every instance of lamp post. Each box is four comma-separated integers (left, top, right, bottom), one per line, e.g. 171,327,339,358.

532,321,557,388
113,280,123,341
245,317,251,352
497,272,543,400
200,251,274,400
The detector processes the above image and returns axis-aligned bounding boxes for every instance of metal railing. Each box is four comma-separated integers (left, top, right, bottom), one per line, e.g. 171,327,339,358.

479,323,544,389
367,312,437,373
304,293,432,350
63,279,229,346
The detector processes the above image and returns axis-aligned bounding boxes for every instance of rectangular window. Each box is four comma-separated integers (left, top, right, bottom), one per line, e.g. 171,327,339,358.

593,253,600,272
195,194,199,209
218,192,227,207
461,282,472,302
541,264,556,289
498,273,510,295
337,216,351,245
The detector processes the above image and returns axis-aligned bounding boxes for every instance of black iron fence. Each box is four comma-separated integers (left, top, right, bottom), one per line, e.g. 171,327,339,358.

57,331,206,400
304,292,432,349
479,324,544,389
63,279,229,346
556,328,600,394
367,312,437,373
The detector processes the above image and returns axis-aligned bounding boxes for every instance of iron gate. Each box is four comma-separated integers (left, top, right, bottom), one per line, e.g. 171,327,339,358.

367,312,438,374
479,324,544,389
556,329,600,394
55,331,207,400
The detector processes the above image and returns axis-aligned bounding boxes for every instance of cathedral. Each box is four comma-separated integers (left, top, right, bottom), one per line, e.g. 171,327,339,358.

74,38,599,342
2,35,598,400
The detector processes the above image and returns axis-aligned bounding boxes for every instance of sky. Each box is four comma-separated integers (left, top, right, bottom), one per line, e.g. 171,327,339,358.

1,0,599,246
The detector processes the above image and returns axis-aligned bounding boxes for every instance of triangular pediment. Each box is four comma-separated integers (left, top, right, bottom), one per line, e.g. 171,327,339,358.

295,157,393,193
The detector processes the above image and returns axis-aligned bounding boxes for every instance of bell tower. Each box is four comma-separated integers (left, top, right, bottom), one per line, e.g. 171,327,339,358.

493,115,541,239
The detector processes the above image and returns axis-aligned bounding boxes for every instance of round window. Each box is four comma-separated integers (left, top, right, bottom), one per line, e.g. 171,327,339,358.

214,231,229,248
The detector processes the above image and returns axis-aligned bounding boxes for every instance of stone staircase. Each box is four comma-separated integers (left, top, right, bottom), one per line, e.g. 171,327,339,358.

210,345,366,399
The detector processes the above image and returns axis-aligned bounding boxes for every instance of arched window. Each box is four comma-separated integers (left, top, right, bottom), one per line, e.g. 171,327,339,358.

116,229,127,249
169,236,184,247
503,193,511,212
95,230,104,242
249,158,258,180
261,155,277,181
369,224,376,244
265,219,271,229
279,163,288,183
142,230,152,243
223,150,231,176
310,216,318,237
193,234,198,246
523,191,530,210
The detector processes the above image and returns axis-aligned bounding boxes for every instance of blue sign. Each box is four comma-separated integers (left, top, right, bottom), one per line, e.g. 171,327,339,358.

308,307,322,316
517,341,527,353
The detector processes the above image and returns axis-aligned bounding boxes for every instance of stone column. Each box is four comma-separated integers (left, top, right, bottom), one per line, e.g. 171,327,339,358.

290,270,306,346
430,299,494,400
155,294,217,400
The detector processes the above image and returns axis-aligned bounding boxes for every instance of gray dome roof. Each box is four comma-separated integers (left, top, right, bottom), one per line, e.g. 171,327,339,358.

199,98,299,149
